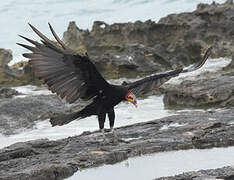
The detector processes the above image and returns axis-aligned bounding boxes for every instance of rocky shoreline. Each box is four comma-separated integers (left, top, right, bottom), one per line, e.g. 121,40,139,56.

0,108,233,180
0,0,234,180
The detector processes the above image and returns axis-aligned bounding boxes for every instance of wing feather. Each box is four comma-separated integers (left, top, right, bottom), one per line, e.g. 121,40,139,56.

18,23,109,103
125,47,212,96
45,74,77,87
48,23,67,50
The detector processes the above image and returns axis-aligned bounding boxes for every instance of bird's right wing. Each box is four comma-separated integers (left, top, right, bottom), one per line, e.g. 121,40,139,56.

18,23,110,104
124,47,213,96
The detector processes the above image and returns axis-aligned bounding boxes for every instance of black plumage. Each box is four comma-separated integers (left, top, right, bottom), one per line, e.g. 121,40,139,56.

18,23,212,136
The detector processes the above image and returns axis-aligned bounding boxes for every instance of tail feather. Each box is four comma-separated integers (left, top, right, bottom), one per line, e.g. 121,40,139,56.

50,111,86,127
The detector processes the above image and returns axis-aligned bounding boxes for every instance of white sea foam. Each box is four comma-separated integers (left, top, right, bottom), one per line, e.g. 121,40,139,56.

159,122,187,130
12,85,52,96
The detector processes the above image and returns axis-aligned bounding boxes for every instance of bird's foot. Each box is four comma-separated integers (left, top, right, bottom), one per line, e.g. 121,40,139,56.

99,128,128,145
109,128,128,144
99,129,109,145
110,128,117,138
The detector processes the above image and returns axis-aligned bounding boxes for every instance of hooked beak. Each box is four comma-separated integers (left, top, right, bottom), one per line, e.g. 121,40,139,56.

133,100,138,108
127,98,138,108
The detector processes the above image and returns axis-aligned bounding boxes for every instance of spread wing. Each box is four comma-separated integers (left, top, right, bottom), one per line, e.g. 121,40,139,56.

124,47,213,96
17,23,110,104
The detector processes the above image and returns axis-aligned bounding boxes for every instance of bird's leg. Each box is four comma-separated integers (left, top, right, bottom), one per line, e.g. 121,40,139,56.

98,113,106,142
108,109,118,142
108,108,115,129
108,110,127,143
101,128,106,139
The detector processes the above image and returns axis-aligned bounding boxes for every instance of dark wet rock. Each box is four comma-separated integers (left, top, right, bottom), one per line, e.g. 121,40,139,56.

0,87,20,98
155,166,234,180
0,94,83,135
61,1,234,79
0,108,233,180
163,69,234,108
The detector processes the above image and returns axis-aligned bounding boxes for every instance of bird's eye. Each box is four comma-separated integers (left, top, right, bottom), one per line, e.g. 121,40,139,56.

125,92,135,101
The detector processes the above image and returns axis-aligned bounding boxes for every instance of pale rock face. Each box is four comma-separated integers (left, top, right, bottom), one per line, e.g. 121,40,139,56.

0,48,12,69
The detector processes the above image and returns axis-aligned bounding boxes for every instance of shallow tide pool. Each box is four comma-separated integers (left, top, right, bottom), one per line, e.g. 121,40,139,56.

67,146,234,180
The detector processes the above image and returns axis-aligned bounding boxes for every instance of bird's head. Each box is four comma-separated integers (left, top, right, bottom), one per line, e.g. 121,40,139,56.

125,92,138,108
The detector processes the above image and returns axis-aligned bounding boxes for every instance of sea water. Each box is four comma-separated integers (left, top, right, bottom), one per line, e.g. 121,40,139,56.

67,146,234,180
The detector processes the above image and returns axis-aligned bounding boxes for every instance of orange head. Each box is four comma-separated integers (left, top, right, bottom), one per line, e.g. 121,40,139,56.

125,92,138,108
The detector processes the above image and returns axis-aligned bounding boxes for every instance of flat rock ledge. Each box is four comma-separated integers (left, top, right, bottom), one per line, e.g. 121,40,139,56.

155,166,234,180
0,108,233,180
163,69,234,108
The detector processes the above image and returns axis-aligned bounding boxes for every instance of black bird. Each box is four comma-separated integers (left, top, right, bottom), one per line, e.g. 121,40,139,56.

17,23,212,137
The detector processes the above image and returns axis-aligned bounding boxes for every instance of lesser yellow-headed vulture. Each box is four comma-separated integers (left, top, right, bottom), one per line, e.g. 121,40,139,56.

18,23,212,137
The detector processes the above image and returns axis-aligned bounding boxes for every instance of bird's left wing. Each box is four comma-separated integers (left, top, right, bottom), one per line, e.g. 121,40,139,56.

17,23,110,103
124,47,212,96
